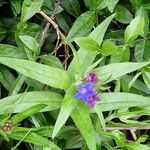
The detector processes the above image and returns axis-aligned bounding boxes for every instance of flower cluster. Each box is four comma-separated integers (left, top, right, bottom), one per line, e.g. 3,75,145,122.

74,72,99,107
2,120,13,132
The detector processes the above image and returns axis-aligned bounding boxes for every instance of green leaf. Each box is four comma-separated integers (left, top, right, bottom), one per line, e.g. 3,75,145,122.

110,46,130,63
55,12,71,33
135,40,150,62
11,0,21,16
84,0,107,11
107,0,119,13
140,8,149,37
71,102,96,150
94,105,106,130
96,92,150,112
101,40,118,56
52,85,77,138
124,7,145,43
67,11,97,42
0,91,63,114
114,5,133,24
0,66,16,91
128,72,142,89
89,14,116,44
68,14,115,76
125,143,150,150
65,134,82,149
39,55,63,69
136,135,148,143
0,24,6,41
0,57,71,89
8,131,61,150
19,35,40,56
142,3,150,10
0,72,2,81
61,0,81,17
9,74,26,96
110,130,126,147
130,0,142,8
0,44,26,59
15,22,42,42
142,72,150,90
95,62,150,83
11,104,46,125
121,75,150,94
84,0,100,10
0,129,9,141
15,22,42,60
12,126,53,137
75,37,100,52
85,57,104,74
21,0,44,22
43,0,55,11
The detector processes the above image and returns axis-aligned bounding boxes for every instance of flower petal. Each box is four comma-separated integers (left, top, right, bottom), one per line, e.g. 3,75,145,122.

74,92,82,100
77,83,84,91
87,100,95,107
87,90,97,96
81,94,89,102
85,82,94,90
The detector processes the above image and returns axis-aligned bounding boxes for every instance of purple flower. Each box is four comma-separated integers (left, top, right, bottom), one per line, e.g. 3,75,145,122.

86,72,98,84
87,95,100,107
74,82,96,102
74,82,100,107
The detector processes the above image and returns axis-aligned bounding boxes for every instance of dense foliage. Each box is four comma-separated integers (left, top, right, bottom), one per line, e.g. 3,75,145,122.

0,0,150,149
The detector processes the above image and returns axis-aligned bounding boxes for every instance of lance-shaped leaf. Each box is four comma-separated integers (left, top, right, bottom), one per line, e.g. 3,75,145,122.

21,0,44,22
61,0,81,17
8,131,61,150
96,92,150,112
19,35,40,56
52,85,77,138
124,7,145,43
0,44,26,59
71,102,96,150
67,11,97,42
68,14,115,76
0,91,63,114
94,62,150,83
75,37,100,52
11,104,47,125
0,57,71,89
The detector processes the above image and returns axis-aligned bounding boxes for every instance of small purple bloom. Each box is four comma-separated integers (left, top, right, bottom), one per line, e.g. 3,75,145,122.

74,82,96,102
87,95,100,107
74,82,100,107
86,72,98,84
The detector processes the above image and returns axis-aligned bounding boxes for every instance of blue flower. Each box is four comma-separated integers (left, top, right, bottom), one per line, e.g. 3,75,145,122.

74,82,96,102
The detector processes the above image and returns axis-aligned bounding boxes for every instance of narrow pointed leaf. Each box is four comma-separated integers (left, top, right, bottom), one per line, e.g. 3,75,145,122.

68,14,115,75
67,11,97,42
0,44,25,58
0,57,71,89
71,102,96,150
8,131,61,150
0,91,63,114
96,92,150,112
52,85,77,138
95,62,150,83
21,0,44,22
11,104,47,125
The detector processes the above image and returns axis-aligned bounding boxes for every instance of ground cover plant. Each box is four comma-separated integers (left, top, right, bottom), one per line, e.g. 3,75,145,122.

0,0,150,149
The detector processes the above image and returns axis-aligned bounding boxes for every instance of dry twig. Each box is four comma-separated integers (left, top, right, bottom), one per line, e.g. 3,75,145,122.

39,10,61,54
